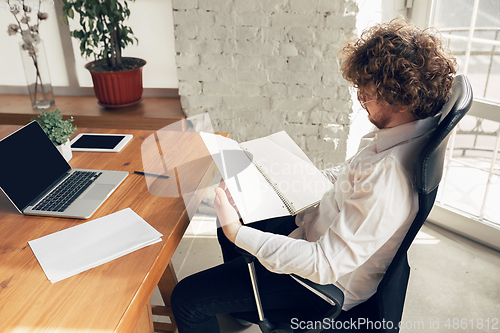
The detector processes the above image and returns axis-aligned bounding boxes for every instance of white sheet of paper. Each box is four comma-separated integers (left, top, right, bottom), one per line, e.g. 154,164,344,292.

28,208,163,283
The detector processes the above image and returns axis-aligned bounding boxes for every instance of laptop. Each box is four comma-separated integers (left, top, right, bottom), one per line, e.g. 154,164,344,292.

0,121,129,219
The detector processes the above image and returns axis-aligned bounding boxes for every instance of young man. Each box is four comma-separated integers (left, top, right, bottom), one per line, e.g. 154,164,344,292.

171,18,457,332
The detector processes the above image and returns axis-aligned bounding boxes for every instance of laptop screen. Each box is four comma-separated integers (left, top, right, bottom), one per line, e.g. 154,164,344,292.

0,122,71,211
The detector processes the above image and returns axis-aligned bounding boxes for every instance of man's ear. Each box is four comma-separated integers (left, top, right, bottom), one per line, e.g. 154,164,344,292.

397,106,409,113
397,106,418,123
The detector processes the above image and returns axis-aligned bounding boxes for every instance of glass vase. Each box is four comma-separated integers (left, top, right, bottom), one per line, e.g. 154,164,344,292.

19,39,55,109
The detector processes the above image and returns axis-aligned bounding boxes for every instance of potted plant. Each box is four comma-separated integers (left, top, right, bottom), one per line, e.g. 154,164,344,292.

60,0,146,108
32,109,77,161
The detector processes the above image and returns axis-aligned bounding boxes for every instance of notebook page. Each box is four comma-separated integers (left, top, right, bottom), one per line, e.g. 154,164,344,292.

200,132,289,223
240,135,332,213
264,131,314,165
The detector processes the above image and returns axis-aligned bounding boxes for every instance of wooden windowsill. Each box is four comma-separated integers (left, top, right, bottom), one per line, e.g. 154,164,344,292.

0,94,185,130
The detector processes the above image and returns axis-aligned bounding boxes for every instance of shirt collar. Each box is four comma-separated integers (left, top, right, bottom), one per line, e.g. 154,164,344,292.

363,114,440,153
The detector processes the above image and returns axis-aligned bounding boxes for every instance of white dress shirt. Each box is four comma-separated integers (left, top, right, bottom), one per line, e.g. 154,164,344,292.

235,115,439,310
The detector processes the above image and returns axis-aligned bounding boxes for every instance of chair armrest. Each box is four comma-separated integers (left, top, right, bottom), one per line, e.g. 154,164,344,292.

235,246,344,332
236,246,345,311
291,274,344,315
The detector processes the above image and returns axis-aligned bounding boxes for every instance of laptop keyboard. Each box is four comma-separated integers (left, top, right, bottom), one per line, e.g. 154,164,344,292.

33,171,102,212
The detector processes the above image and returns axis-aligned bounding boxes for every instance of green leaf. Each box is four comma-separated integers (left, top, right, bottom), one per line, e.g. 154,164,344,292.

33,109,76,145
61,0,139,67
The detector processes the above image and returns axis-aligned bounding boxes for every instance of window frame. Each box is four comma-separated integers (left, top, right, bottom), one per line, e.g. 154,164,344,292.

410,0,500,251
428,98,500,252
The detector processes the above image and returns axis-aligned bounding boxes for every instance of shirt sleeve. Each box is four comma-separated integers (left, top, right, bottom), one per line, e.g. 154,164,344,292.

234,157,414,285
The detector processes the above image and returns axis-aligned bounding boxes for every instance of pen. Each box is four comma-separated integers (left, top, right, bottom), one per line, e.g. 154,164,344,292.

134,171,170,179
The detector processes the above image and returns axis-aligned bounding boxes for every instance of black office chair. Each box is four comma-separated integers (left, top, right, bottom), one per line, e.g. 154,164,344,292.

235,74,473,333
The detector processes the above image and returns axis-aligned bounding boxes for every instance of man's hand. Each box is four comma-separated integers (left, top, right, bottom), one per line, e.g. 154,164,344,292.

214,180,242,243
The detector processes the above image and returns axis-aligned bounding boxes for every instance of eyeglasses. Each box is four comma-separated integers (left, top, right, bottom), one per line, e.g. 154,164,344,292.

357,91,376,108
360,99,375,108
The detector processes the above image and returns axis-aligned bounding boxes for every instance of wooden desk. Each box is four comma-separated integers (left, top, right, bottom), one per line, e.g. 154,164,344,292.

0,95,185,130
0,125,217,332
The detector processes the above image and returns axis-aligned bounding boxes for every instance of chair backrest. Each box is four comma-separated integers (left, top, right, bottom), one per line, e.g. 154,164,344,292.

416,74,474,195
387,74,473,273
334,75,473,332
379,74,472,331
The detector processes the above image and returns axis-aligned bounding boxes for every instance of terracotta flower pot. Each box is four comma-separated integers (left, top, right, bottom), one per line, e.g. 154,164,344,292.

85,57,146,108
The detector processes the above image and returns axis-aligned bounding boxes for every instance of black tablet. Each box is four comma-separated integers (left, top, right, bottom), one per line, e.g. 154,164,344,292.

70,133,133,152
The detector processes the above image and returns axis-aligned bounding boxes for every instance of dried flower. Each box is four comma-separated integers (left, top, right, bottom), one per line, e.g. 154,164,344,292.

7,24,19,36
6,0,48,54
20,16,30,24
7,0,50,105
21,30,35,44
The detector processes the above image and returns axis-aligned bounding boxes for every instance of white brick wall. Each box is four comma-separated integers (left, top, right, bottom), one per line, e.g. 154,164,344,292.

172,0,357,168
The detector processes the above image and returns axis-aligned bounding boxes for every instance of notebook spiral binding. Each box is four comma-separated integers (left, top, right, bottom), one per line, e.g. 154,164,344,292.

241,147,296,215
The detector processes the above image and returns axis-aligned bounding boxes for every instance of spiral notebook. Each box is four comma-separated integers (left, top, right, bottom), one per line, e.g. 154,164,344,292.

200,131,332,224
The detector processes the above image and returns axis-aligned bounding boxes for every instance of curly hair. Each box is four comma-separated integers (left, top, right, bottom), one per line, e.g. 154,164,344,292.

338,17,457,119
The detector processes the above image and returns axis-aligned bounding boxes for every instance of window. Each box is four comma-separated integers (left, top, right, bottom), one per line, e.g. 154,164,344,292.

413,0,500,250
